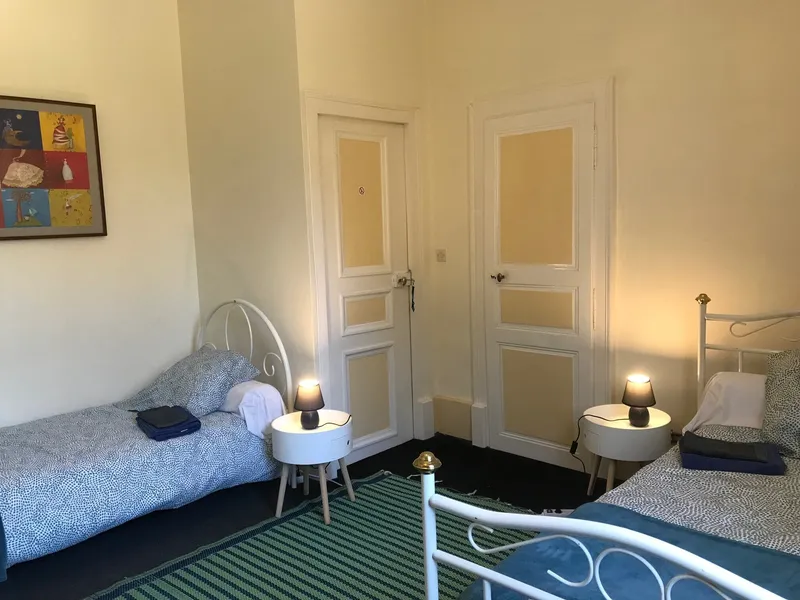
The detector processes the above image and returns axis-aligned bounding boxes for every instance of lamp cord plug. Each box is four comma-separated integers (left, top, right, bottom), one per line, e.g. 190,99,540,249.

569,413,629,475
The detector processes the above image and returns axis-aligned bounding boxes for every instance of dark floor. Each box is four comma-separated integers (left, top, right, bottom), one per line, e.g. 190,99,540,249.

2,435,604,600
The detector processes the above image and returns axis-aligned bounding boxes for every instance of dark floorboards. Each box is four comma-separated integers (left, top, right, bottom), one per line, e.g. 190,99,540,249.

2,434,603,600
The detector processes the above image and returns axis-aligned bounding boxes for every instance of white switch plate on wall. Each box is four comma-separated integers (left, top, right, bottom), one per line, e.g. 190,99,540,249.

435,249,447,262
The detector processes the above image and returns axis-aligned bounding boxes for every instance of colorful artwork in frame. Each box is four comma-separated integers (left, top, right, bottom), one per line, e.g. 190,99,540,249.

0,95,106,241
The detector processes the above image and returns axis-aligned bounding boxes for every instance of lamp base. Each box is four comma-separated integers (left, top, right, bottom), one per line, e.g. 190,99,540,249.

628,406,650,428
300,410,320,430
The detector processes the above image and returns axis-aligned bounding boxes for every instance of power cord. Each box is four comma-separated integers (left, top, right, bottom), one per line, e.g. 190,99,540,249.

568,413,629,474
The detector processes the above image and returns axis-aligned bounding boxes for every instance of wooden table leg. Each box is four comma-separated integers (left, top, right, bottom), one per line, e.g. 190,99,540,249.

587,454,601,496
275,463,289,517
303,465,310,496
605,459,617,493
339,457,355,501
318,464,330,525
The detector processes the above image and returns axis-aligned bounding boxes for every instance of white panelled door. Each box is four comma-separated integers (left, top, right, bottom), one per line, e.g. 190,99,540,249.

483,102,598,469
318,116,413,463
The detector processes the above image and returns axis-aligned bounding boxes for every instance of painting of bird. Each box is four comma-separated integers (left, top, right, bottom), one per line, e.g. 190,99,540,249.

2,119,30,147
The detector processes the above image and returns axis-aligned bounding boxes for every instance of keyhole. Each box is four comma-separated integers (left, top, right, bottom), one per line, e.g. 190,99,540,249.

358,186,365,195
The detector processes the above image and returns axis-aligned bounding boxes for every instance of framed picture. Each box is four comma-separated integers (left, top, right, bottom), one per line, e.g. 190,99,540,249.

0,95,106,241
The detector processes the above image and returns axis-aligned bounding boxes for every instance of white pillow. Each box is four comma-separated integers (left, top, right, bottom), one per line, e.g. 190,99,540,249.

683,372,766,433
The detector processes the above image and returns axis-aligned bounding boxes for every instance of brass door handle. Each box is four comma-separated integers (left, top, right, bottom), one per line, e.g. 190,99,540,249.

490,273,506,283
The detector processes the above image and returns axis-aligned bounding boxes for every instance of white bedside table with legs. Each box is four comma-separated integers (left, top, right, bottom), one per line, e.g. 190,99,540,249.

582,404,671,494
272,409,355,524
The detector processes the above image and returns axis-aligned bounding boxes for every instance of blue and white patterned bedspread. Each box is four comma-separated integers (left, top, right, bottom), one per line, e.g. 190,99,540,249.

0,404,280,567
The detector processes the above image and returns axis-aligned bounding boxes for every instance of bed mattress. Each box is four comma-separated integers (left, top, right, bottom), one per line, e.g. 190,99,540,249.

600,424,800,556
0,404,280,567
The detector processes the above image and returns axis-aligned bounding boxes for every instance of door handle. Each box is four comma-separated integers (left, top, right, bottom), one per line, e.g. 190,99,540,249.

490,272,506,283
393,271,415,288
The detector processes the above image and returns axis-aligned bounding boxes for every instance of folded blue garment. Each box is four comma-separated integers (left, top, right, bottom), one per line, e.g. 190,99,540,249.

681,447,786,475
136,413,201,441
1,511,6,582
137,406,197,429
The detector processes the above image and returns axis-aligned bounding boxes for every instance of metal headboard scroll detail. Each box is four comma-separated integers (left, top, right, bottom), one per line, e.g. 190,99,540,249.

729,317,800,342
196,299,293,410
696,293,800,405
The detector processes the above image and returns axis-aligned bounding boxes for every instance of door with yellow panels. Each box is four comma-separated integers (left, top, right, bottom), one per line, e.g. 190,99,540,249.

319,116,413,463
484,103,595,468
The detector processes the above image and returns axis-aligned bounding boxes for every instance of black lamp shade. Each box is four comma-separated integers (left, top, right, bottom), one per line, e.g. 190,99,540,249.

295,380,325,412
622,375,655,408
622,374,655,427
295,380,324,430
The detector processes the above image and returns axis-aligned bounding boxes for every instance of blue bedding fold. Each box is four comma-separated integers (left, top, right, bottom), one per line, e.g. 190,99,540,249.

681,448,786,475
0,512,6,582
461,503,800,600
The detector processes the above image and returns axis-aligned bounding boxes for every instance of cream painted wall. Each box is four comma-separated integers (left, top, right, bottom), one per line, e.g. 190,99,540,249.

0,0,199,427
293,0,427,108
178,0,315,384
425,0,800,428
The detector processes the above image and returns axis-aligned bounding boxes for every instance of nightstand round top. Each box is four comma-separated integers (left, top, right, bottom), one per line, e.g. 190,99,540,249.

581,404,671,462
583,404,671,430
272,409,351,435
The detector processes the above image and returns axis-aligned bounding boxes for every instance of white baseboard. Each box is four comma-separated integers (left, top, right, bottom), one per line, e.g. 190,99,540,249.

414,396,435,440
433,395,472,440
471,402,488,447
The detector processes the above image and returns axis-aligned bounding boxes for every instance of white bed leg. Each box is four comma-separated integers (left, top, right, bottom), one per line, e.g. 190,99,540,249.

414,452,442,600
482,580,492,600
276,463,289,517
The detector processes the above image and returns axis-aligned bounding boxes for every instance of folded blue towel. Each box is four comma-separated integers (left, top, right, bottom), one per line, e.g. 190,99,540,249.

681,447,786,475
1,511,7,582
137,406,197,429
136,409,201,442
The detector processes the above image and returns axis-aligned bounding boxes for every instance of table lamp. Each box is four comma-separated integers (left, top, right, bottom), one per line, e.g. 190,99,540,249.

622,374,655,427
295,379,325,429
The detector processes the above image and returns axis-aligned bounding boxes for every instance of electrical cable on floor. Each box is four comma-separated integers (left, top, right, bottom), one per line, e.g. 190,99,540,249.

569,413,628,475
571,453,587,474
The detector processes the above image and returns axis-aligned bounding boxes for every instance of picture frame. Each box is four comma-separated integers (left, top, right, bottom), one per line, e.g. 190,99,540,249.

0,95,106,241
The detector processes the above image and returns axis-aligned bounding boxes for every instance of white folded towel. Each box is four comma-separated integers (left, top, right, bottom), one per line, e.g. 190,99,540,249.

223,381,286,439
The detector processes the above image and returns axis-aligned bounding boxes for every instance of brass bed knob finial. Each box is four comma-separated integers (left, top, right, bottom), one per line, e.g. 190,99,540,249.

413,451,442,473
696,293,711,305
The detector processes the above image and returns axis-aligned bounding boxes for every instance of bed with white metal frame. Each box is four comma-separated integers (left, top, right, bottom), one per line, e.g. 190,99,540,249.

414,293,798,600
1,299,295,569
199,298,293,407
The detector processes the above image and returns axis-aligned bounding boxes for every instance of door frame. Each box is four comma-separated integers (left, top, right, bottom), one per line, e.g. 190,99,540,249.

468,79,615,451
300,93,432,443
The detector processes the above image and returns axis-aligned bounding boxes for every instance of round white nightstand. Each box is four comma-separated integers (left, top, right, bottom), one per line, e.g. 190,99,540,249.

272,409,354,524
581,404,671,494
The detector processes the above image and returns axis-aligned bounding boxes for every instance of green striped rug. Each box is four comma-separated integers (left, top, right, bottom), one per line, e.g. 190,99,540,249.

89,473,534,600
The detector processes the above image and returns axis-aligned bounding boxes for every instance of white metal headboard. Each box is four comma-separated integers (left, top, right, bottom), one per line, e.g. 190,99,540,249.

696,292,800,403
196,299,293,410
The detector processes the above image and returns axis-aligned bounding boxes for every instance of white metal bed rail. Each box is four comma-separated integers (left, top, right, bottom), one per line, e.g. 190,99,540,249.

413,452,784,600
197,298,293,411
696,293,800,404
